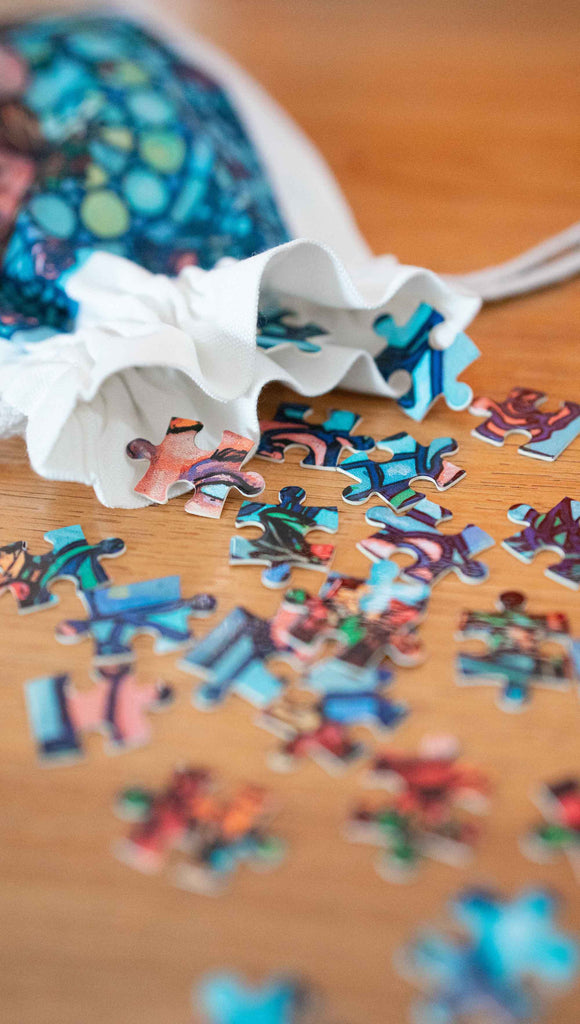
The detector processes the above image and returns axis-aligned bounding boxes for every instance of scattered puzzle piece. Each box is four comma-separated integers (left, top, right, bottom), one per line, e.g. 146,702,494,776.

56,575,216,662
400,887,579,1023
338,433,465,510
258,692,366,774
521,778,580,881
196,972,311,1024
115,767,285,894
503,497,580,589
25,665,174,763
456,590,572,711
373,303,479,421
127,417,265,518
230,486,338,588
470,386,580,461
257,402,374,470
257,306,328,353
359,497,494,587
346,735,490,881
0,524,125,613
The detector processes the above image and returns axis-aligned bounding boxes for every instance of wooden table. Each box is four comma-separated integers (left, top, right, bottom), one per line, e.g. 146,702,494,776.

1,2,579,1022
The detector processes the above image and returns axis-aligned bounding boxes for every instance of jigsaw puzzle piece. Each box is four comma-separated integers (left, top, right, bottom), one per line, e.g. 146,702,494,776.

257,306,328,353
400,887,579,1023
56,575,216,662
230,486,338,588
181,606,285,709
359,498,494,587
470,386,580,461
196,972,310,1024
127,417,265,518
258,692,366,774
25,665,174,763
373,302,479,421
521,778,580,880
456,590,572,711
503,497,580,589
257,402,374,469
0,523,125,613
338,432,465,510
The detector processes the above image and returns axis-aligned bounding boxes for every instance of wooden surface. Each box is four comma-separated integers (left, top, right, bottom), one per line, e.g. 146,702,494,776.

2,2,580,1022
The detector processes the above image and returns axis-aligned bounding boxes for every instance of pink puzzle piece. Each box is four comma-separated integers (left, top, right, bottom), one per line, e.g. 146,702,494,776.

127,417,265,518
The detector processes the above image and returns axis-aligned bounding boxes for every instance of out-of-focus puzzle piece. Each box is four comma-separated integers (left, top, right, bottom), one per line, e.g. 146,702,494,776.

346,735,490,881
230,486,338,588
196,972,316,1024
338,432,465,510
257,402,374,470
359,498,494,587
470,386,580,461
256,306,328,353
503,497,580,589
399,886,579,1023
0,524,125,613
115,767,285,894
56,575,216,662
372,303,479,421
25,665,174,763
521,778,580,881
456,590,572,711
127,417,265,518
258,692,366,774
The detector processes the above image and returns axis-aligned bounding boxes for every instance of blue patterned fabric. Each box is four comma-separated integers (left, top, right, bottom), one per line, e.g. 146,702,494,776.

0,15,289,341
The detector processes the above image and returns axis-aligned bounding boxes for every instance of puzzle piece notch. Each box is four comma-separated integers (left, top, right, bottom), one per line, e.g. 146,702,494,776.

257,306,328,353
196,972,314,1024
114,767,285,894
400,887,579,1023
521,778,580,880
503,497,580,589
257,402,374,470
230,485,338,588
338,432,465,510
347,735,490,881
359,498,494,587
470,386,580,461
456,590,572,711
56,575,217,662
127,417,265,518
0,523,125,613
25,665,174,763
373,302,479,421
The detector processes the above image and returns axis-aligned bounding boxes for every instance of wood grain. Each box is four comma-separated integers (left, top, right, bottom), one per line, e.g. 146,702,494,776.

1,2,579,1022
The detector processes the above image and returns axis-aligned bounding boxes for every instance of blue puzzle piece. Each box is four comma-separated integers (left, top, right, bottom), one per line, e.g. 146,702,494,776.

373,302,479,422
256,307,328,353
257,402,374,470
322,689,408,730
197,972,307,1024
338,432,465,509
55,576,216,662
402,887,579,1024
230,486,338,588
181,606,285,709
359,498,494,587
358,561,431,616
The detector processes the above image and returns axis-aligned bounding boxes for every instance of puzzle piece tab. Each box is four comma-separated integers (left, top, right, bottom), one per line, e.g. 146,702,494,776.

359,498,494,587
56,575,216,662
127,417,265,518
373,303,479,421
0,524,125,613
470,386,580,461
522,778,580,881
456,590,572,711
503,497,580,589
196,972,312,1024
257,306,328,353
400,887,579,1023
257,402,374,470
115,767,285,894
338,432,465,509
230,486,338,588
347,736,490,881
25,665,174,763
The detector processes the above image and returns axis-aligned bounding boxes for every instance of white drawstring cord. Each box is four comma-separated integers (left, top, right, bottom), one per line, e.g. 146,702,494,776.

446,221,580,300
